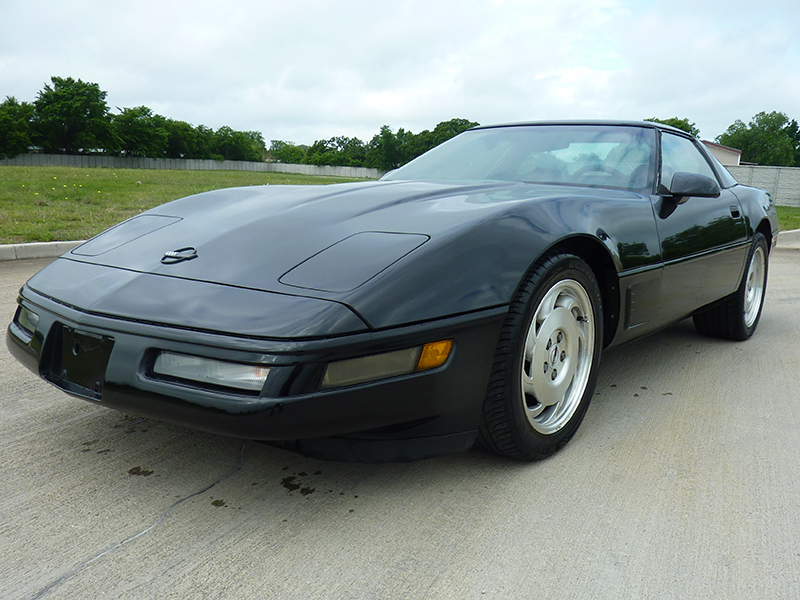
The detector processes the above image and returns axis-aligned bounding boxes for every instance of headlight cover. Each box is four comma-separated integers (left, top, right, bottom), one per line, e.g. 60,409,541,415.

15,306,40,336
153,351,269,393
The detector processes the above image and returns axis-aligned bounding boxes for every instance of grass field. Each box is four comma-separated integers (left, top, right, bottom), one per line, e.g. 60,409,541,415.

777,205,800,231
1,165,799,244
0,166,365,244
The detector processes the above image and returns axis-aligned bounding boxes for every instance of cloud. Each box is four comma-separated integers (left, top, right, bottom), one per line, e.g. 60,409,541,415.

1,0,798,143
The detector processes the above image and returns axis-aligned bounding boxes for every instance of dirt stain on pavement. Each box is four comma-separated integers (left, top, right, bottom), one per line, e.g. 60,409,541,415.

128,466,154,477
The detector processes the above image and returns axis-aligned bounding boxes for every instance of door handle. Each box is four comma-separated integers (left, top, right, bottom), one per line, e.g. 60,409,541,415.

729,204,740,218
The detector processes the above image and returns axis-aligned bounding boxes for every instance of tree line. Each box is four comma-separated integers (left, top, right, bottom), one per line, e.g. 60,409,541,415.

0,77,267,162
270,119,479,172
0,76,478,170
644,115,800,167
2,77,799,169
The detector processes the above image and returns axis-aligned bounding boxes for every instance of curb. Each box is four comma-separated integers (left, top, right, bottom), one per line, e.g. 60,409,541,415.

2,229,799,262
777,228,800,251
0,241,85,262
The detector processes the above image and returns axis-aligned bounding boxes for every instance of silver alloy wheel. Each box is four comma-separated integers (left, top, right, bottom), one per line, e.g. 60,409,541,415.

743,245,766,328
521,279,595,434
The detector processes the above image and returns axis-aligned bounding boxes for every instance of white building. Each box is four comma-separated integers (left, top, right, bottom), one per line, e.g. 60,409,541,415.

702,140,742,166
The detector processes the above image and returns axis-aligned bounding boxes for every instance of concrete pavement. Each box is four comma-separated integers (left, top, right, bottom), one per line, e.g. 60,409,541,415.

778,228,800,250
1,253,800,599
0,241,84,262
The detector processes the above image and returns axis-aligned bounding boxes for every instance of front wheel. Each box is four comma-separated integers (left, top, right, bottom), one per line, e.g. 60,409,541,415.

479,254,603,460
693,232,768,341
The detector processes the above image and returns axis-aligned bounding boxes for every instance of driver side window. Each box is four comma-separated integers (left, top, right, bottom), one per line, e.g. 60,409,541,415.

660,133,717,191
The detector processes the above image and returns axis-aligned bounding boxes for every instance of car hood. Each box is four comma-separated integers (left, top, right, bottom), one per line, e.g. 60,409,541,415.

65,180,520,289
49,180,637,330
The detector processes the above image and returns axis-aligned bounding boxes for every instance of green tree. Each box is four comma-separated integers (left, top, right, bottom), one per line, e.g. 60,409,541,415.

365,125,400,171
113,106,168,157
213,126,238,160
163,119,199,159
304,136,366,166
785,118,800,166
337,136,367,166
31,76,114,153
429,118,479,147
303,139,337,166
269,140,305,163
366,119,479,170
213,127,266,161
194,124,216,159
644,117,700,138
394,127,419,165
242,130,267,161
0,96,34,158
717,111,798,166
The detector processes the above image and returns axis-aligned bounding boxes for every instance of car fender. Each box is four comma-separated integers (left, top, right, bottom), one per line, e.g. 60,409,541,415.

341,190,661,330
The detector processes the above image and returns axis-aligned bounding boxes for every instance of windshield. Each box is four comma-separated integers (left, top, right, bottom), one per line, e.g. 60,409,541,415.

383,125,656,192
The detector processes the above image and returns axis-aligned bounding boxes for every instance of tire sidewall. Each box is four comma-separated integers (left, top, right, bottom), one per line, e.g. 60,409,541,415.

740,232,769,338
506,255,603,453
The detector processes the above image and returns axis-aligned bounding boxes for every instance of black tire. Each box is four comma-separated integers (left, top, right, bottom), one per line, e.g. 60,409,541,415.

693,233,768,341
479,253,603,460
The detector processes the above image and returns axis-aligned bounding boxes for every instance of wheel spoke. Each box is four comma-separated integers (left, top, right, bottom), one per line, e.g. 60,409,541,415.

743,246,765,328
520,278,596,435
535,286,560,326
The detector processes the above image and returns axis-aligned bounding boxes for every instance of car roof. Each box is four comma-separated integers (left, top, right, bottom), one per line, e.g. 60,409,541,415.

472,120,689,135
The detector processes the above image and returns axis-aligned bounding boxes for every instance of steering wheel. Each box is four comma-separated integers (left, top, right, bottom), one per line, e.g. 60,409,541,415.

573,165,625,179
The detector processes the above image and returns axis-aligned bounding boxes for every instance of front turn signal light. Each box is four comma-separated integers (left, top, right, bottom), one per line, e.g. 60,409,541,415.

320,339,454,390
416,340,453,371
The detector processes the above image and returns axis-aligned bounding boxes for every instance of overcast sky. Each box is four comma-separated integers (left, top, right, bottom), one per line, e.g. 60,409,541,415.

2,0,799,145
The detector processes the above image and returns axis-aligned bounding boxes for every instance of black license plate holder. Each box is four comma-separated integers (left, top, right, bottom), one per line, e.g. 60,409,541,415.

46,326,115,400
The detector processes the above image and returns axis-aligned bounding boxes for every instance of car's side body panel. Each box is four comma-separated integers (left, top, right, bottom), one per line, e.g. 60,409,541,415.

652,189,750,323
344,188,664,330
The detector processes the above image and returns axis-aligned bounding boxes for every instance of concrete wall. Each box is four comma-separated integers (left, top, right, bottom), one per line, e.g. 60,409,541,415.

0,153,382,180
3,154,798,207
728,165,800,207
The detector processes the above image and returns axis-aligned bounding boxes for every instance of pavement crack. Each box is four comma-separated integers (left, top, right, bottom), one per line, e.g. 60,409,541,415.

28,441,247,600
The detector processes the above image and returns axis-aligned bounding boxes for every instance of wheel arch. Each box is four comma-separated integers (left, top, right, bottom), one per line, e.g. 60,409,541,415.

535,235,620,349
756,218,773,253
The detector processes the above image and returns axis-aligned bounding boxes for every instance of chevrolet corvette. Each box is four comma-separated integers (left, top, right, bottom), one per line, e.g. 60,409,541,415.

7,121,778,461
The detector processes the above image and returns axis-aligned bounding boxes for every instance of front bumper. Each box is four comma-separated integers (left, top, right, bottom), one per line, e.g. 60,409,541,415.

8,285,506,458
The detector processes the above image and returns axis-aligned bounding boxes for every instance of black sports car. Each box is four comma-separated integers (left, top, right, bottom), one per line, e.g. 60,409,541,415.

7,122,778,461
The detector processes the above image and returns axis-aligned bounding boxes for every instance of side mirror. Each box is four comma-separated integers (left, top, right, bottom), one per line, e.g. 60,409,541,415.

667,172,721,203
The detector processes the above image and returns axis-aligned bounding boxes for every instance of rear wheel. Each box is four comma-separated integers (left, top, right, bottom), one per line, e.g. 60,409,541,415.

693,233,768,341
479,253,603,460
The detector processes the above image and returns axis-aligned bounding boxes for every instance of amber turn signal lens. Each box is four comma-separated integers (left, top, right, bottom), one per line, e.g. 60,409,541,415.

416,340,453,371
